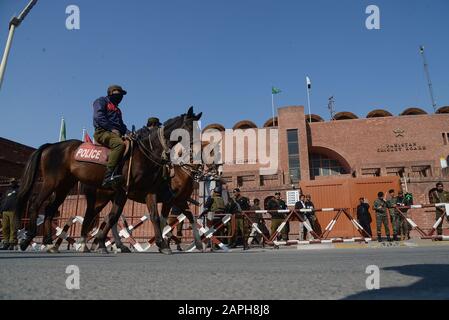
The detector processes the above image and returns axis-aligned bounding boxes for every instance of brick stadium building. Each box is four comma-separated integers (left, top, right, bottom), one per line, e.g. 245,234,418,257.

0,137,35,194
202,105,449,236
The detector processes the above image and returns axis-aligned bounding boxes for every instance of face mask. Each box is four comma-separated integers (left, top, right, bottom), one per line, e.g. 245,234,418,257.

109,94,123,105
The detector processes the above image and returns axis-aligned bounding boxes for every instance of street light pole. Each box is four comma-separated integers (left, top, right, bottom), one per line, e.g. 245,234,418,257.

0,0,38,90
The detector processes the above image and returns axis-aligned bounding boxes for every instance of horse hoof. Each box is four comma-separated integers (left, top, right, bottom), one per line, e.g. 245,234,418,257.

82,246,91,253
46,246,60,254
176,245,183,252
119,246,132,253
159,248,172,255
96,248,109,254
19,241,29,252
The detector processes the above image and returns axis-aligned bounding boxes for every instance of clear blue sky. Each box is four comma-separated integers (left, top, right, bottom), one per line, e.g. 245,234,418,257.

0,0,448,148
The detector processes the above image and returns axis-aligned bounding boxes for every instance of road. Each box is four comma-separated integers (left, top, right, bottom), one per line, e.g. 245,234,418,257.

1,245,448,300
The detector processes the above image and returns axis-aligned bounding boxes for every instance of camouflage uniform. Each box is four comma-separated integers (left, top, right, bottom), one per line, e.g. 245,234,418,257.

373,197,390,240
430,190,449,235
387,196,400,239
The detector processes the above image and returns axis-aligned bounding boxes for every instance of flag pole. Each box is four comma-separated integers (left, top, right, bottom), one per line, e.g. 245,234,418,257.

271,93,275,126
82,127,86,141
59,117,64,141
306,76,312,123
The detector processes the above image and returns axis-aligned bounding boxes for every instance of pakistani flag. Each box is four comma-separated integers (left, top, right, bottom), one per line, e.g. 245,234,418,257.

59,117,66,142
272,87,282,95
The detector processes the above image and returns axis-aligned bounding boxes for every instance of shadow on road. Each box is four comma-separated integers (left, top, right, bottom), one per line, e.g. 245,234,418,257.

344,264,449,300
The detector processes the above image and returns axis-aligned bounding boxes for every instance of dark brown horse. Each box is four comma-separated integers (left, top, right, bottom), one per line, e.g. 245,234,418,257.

16,107,202,254
72,163,205,253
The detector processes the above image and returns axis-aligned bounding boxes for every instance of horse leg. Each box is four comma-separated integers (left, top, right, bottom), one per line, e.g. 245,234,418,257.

110,220,132,253
146,194,171,254
79,191,105,253
94,192,127,254
20,182,56,251
43,183,76,253
183,206,202,250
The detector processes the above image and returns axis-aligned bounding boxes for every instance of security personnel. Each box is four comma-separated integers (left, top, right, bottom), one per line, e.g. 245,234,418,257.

373,191,392,242
430,181,449,236
147,117,162,129
396,191,412,240
386,189,400,241
0,178,19,250
304,194,317,239
93,85,129,188
356,197,372,237
229,188,250,249
267,192,288,241
201,186,226,249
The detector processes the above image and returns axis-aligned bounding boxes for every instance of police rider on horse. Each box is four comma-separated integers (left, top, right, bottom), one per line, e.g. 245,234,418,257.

93,85,129,188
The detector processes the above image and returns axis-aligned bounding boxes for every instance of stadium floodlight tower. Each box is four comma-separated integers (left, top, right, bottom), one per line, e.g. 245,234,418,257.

0,0,38,90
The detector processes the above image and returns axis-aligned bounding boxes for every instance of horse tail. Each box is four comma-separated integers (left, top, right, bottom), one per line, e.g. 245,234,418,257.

16,143,52,219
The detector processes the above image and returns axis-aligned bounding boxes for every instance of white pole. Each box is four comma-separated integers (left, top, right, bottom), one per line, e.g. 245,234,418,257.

0,0,38,91
59,117,64,142
306,84,312,123
0,25,17,89
271,93,275,126
82,127,86,141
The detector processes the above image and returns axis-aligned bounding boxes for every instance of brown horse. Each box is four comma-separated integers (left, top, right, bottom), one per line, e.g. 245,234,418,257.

72,163,205,253
16,107,202,254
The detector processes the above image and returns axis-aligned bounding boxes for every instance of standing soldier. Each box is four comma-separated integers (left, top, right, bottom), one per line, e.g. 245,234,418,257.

430,182,449,236
373,191,392,242
229,188,250,249
396,191,412,240
386,189,400,241
201,186,226,250
0,178,19,250
267,192,288,241
303,195,317,240
356,197,372,237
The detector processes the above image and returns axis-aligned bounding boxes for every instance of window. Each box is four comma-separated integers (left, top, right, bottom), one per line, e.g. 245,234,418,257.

443,133,447,145
361,168,381,177
309,154,345,178
287,129,300,183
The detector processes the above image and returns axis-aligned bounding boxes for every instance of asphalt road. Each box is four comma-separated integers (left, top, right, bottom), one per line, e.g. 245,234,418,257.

1,245,448,300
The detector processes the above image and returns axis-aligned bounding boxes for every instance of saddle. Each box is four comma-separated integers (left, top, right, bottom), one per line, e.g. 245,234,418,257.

74,140,132,166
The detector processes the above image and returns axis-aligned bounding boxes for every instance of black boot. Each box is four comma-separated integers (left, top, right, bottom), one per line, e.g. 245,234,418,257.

393,234,399,241
377,235,383,242
102,167,123,188
387,236,393,242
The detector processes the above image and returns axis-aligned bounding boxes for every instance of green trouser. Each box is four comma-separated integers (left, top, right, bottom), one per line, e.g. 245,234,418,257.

376,213,390,237
228,217,249,247
94,128,125,170
436,209,449,235
271,217,288,241
389,211,400,235
398,210,410,237
1,211,17,245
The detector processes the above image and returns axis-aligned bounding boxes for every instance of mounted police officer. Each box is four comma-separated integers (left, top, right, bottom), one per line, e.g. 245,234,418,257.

147,117,162,129
373,191,392,242
93,85,129,188
0,178,19,250
430,181,449,236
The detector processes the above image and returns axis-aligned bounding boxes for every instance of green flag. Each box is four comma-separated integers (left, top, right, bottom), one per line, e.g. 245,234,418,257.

272,87,282,95
59,117,66,142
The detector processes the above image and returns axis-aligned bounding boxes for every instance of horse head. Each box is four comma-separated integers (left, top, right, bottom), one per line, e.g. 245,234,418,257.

162,106,202,149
